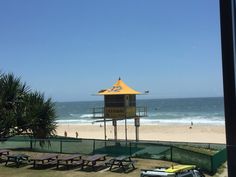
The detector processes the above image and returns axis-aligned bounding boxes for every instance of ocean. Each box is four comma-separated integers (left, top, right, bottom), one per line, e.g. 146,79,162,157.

55,97,225,125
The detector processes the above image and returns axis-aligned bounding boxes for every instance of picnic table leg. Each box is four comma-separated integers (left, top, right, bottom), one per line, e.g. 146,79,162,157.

5,159,8,166
131,162,135,169
109,163,113,171
81,160,85,170
16,159,20,168
128,157,135,169
121,162,126,172
92,161,96,171
57,161,59,169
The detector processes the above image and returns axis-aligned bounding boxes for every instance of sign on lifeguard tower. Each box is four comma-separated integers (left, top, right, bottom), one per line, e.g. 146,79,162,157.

92,78,147,142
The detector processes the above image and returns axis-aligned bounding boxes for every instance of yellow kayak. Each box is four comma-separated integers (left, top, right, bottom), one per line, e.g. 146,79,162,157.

165,165,196,173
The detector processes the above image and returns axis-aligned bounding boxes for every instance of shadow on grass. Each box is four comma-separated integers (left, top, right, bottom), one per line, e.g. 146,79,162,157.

27,165,57,170
109,167,136,174
5,162,29,168
52,166,82,171
78,165,109,172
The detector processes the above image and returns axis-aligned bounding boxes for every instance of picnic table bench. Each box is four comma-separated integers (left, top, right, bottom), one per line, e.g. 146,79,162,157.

30,154,58,168
0,149,10,155
81,154,107,170
57,154,83,169
108,155,136,172
0,149,10,163
5,154,29,167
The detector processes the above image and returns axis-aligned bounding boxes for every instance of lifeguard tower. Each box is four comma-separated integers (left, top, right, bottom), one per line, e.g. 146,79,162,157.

92,78,147,142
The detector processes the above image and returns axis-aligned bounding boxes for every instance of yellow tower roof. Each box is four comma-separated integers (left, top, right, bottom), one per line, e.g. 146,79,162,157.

98,78,141,95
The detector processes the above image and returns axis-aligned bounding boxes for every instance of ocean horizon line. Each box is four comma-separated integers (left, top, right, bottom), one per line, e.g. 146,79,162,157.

55,96,224,103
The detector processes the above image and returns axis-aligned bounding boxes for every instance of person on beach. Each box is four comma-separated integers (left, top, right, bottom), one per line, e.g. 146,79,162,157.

64,131,67,137
76,131,78,138
189,121,193,129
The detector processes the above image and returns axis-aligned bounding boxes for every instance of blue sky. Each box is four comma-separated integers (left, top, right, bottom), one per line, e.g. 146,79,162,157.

0,0,222,102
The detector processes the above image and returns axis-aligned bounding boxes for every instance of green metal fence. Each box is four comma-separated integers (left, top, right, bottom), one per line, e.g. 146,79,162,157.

211,148,227,173
0,136,226,174
171,146,212,173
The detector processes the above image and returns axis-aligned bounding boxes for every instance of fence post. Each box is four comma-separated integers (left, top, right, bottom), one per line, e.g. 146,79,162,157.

93,139,95,154
170,146,173,161
211,155,214,174
129,142,132,156
30,138,33,150
60,140,62,153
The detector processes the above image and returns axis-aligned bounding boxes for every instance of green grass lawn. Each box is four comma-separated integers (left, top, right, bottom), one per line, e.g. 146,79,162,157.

0,150,179,177
0,158,176,177
0,160,225,177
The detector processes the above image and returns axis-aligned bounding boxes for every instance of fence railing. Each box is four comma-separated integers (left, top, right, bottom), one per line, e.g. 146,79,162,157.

0,137,226,174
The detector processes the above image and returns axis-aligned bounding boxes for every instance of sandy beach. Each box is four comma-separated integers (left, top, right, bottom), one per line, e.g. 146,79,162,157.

56,123,226,144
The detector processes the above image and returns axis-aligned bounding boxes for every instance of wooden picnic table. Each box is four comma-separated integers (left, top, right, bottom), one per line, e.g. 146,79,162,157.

57,154,83,169
30,154,58,168
5,154,29,167
108,155,136,171
82,154,107,170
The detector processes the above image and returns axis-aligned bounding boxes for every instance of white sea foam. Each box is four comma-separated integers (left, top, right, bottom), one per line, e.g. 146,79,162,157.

80,114,94,118
69,113,103,118
56,119,92,124
56,116,225,125
141,119,224,125
141,115,224,125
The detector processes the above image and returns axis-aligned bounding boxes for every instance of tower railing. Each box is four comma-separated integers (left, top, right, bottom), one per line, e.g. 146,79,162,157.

92,107,104,118
91,106,147,119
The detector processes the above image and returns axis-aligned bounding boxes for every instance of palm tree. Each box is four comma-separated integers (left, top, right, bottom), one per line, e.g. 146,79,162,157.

0,72,57,140
0,73,30,138
25,92,57,139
